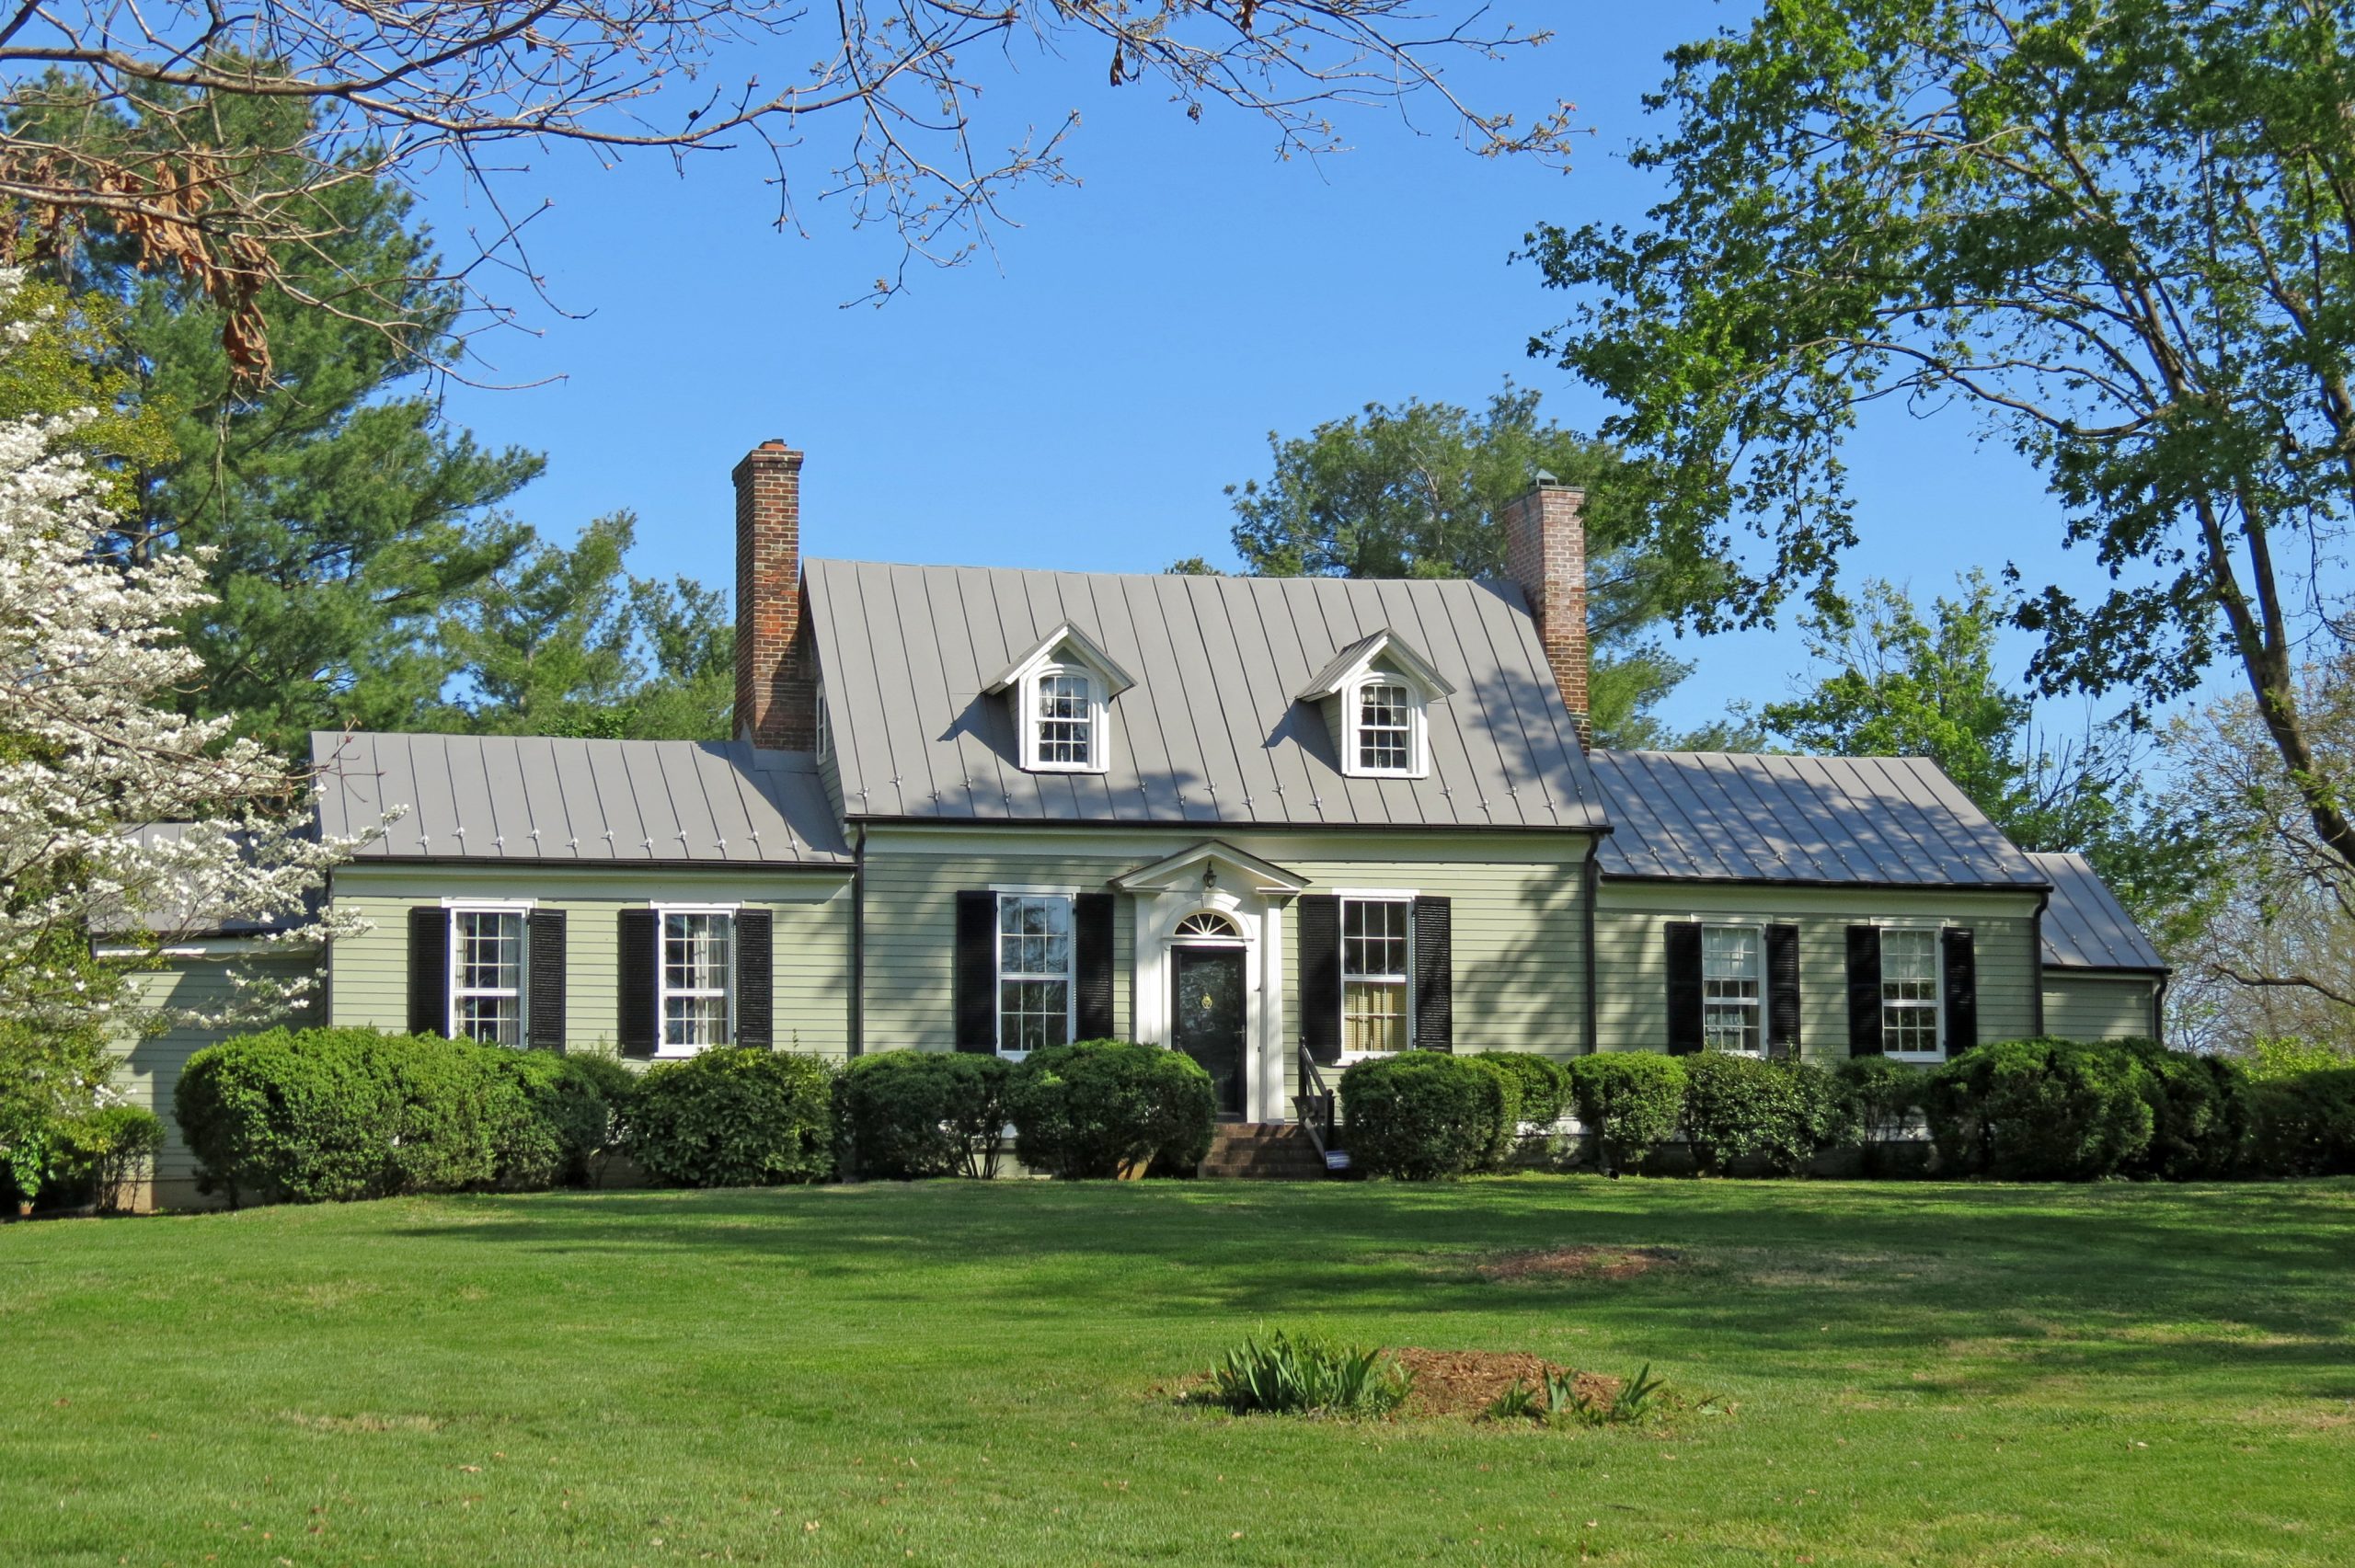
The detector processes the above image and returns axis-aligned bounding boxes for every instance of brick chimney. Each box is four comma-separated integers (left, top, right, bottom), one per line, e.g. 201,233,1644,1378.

733,440,818,750
1503,479,1591,747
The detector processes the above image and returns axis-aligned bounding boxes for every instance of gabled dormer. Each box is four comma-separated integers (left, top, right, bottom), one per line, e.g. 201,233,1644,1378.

984,622,1136,774
1294,629,1455,780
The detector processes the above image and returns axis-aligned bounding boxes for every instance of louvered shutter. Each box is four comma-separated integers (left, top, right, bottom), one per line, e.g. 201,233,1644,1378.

1664,922,1704,1055
408,906,449,1037
1846,925,1884,1057
735,910,774,1048
1411,896,1453,1052
1941,927,1978,1057
1074,892,1116,1040
1298,894,1341,1065
618,909,659,1059
1765,923,1801,1059
526,910,567,1051
954,891,998,1052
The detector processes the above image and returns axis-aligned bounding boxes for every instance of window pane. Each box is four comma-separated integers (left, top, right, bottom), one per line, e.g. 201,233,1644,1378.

999,979,1070,1051
658,912,732,1049
1880,930,1940,1053
997,896,1074,1047
1342,898,1408,981
455,910,521,990
1343,980,1407,1052
454,994,521,1046
664,995,729,1048
1038,672,1094,765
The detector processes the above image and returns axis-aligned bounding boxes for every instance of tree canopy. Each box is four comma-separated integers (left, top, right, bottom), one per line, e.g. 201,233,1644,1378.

1214,385,1741,749
1526,0,2355,913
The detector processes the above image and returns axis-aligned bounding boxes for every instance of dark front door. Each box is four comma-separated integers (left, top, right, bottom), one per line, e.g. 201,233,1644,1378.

1173,945,1247,1117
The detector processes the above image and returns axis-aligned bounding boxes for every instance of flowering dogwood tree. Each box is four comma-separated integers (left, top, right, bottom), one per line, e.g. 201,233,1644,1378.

0,270,367,1134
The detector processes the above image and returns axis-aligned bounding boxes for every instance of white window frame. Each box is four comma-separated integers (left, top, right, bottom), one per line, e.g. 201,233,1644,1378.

994,890,1077,1058
1338,892,1415,1059
815,685,831,762
1697,921,1765,1057
1344,674,1426,779
1019,664,1106,773
1878,924,1946,1061
446,903,530,1045
652,902,739,1057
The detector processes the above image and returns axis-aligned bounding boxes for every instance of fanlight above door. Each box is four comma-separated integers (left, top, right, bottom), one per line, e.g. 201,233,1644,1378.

1173,911,1240,940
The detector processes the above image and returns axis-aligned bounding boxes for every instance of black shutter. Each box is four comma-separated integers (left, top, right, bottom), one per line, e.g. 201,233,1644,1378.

1765,923,1801,1059
1942,926,1978,1056
408,906,448,1037
1846,925,1884,1057
1074,892,1117,1039
954,891,998,1052
1411,896,1453,1052
1664,922,1704,1055
618,909,658,1059
527,910,568,1051
1298,894,1342,1065
736,910,774,1048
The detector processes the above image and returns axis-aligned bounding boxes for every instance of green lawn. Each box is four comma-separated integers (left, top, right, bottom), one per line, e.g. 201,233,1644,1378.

4,1179,2351,1566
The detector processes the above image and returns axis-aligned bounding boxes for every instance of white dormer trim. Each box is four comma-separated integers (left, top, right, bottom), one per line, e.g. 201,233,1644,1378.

1295,629,1452,781
985,623,1131,775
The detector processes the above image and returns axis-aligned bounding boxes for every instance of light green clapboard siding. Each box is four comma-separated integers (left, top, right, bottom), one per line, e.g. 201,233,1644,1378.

115,951,321,1196
2043,972,2161,1042
859,826,1592,1108
327,864,855,1059
1593,882,2044,1063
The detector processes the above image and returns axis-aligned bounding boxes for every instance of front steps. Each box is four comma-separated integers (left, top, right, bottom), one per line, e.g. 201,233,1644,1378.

1196,1123,1332,1180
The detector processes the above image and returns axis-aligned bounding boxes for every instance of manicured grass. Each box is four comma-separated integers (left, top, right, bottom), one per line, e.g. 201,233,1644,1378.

4,1179,2352,1566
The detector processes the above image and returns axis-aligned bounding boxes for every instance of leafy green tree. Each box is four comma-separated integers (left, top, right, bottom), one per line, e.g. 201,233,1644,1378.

1218,385,1738,749
440,514,736,742
47,91,540,756
1525,0,2355,887
1759,575,2205,926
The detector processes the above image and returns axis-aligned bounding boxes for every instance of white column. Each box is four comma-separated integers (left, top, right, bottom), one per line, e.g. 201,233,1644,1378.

1258,899,1287,1121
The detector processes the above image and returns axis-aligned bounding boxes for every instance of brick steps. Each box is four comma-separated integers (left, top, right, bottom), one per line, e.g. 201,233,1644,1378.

1196,1123,1331,1180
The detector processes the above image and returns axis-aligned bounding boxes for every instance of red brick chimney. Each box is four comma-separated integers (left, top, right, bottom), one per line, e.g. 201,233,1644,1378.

733,440,818,750
1503,479,1591,748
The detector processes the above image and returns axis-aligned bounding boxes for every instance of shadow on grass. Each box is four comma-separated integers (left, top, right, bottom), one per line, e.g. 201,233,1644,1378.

379,1177,2355,1399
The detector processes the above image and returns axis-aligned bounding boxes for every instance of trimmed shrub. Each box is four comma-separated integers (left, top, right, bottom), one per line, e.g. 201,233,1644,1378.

629,1047,835,1187
57,1105,166,1214
1564,1053,1687,1174
1679,1054,1849,1175
556,1053,639,1182
2114,1039,2250,1181
1468,1051,1568,1127
838,1050,1013,1179
1340,1052,1518,1181
174,1026,610,1205
1921,1038,2155,1180
1005,1040,1216,1179
1836,1056,1927,1175
2243,1069,2355,1176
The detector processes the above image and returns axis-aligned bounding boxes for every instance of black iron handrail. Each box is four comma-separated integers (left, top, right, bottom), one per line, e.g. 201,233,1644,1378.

1294,1043,1339,1162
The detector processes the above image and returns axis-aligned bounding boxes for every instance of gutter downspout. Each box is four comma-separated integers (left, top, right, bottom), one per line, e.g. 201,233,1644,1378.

2029,888,2050,1038
849,825,867,1058
2152,973,2167,1045
1581,842,1601,1055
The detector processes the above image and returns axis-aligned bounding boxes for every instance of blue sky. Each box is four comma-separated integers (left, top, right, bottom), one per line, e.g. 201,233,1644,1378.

425,3,2135,738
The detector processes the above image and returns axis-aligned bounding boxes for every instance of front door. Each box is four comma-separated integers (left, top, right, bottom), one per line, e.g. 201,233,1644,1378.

1172,945,1247,1117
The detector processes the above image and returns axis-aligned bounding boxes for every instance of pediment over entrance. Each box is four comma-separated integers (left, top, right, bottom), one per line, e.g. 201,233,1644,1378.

1111,839,1307,898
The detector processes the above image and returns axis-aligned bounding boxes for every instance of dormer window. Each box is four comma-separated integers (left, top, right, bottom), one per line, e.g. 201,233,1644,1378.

984,620,1135,776
1296,628,1454,782
1355,680,1418,773
1029,668,1101,771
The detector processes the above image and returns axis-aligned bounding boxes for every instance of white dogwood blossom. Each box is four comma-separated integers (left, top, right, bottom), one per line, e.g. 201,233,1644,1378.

0,273,373,1033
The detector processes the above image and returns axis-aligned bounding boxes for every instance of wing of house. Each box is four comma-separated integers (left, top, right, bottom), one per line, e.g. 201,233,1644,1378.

115,440,2170,1203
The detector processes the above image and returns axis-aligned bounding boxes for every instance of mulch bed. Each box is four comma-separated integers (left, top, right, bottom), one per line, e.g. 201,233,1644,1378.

1390,1347,1620,1420
1476,1245,1683,1283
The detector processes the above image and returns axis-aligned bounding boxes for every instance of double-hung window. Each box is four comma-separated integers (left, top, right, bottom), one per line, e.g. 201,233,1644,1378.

1701,924,1763,1054
997,893,1074,1052
450,909,525,1044
661,910,734,1051
1355,681,1415,773
1034,671,1096,768
1880,928,1942,1057
1341,897,1411,1053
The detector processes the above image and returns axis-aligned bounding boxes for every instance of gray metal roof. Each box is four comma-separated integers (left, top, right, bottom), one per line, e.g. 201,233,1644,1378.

100,821,318,937
802,559,1607,830
1591,749,2049,886
313,732,851,865
2028,852,2166,972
